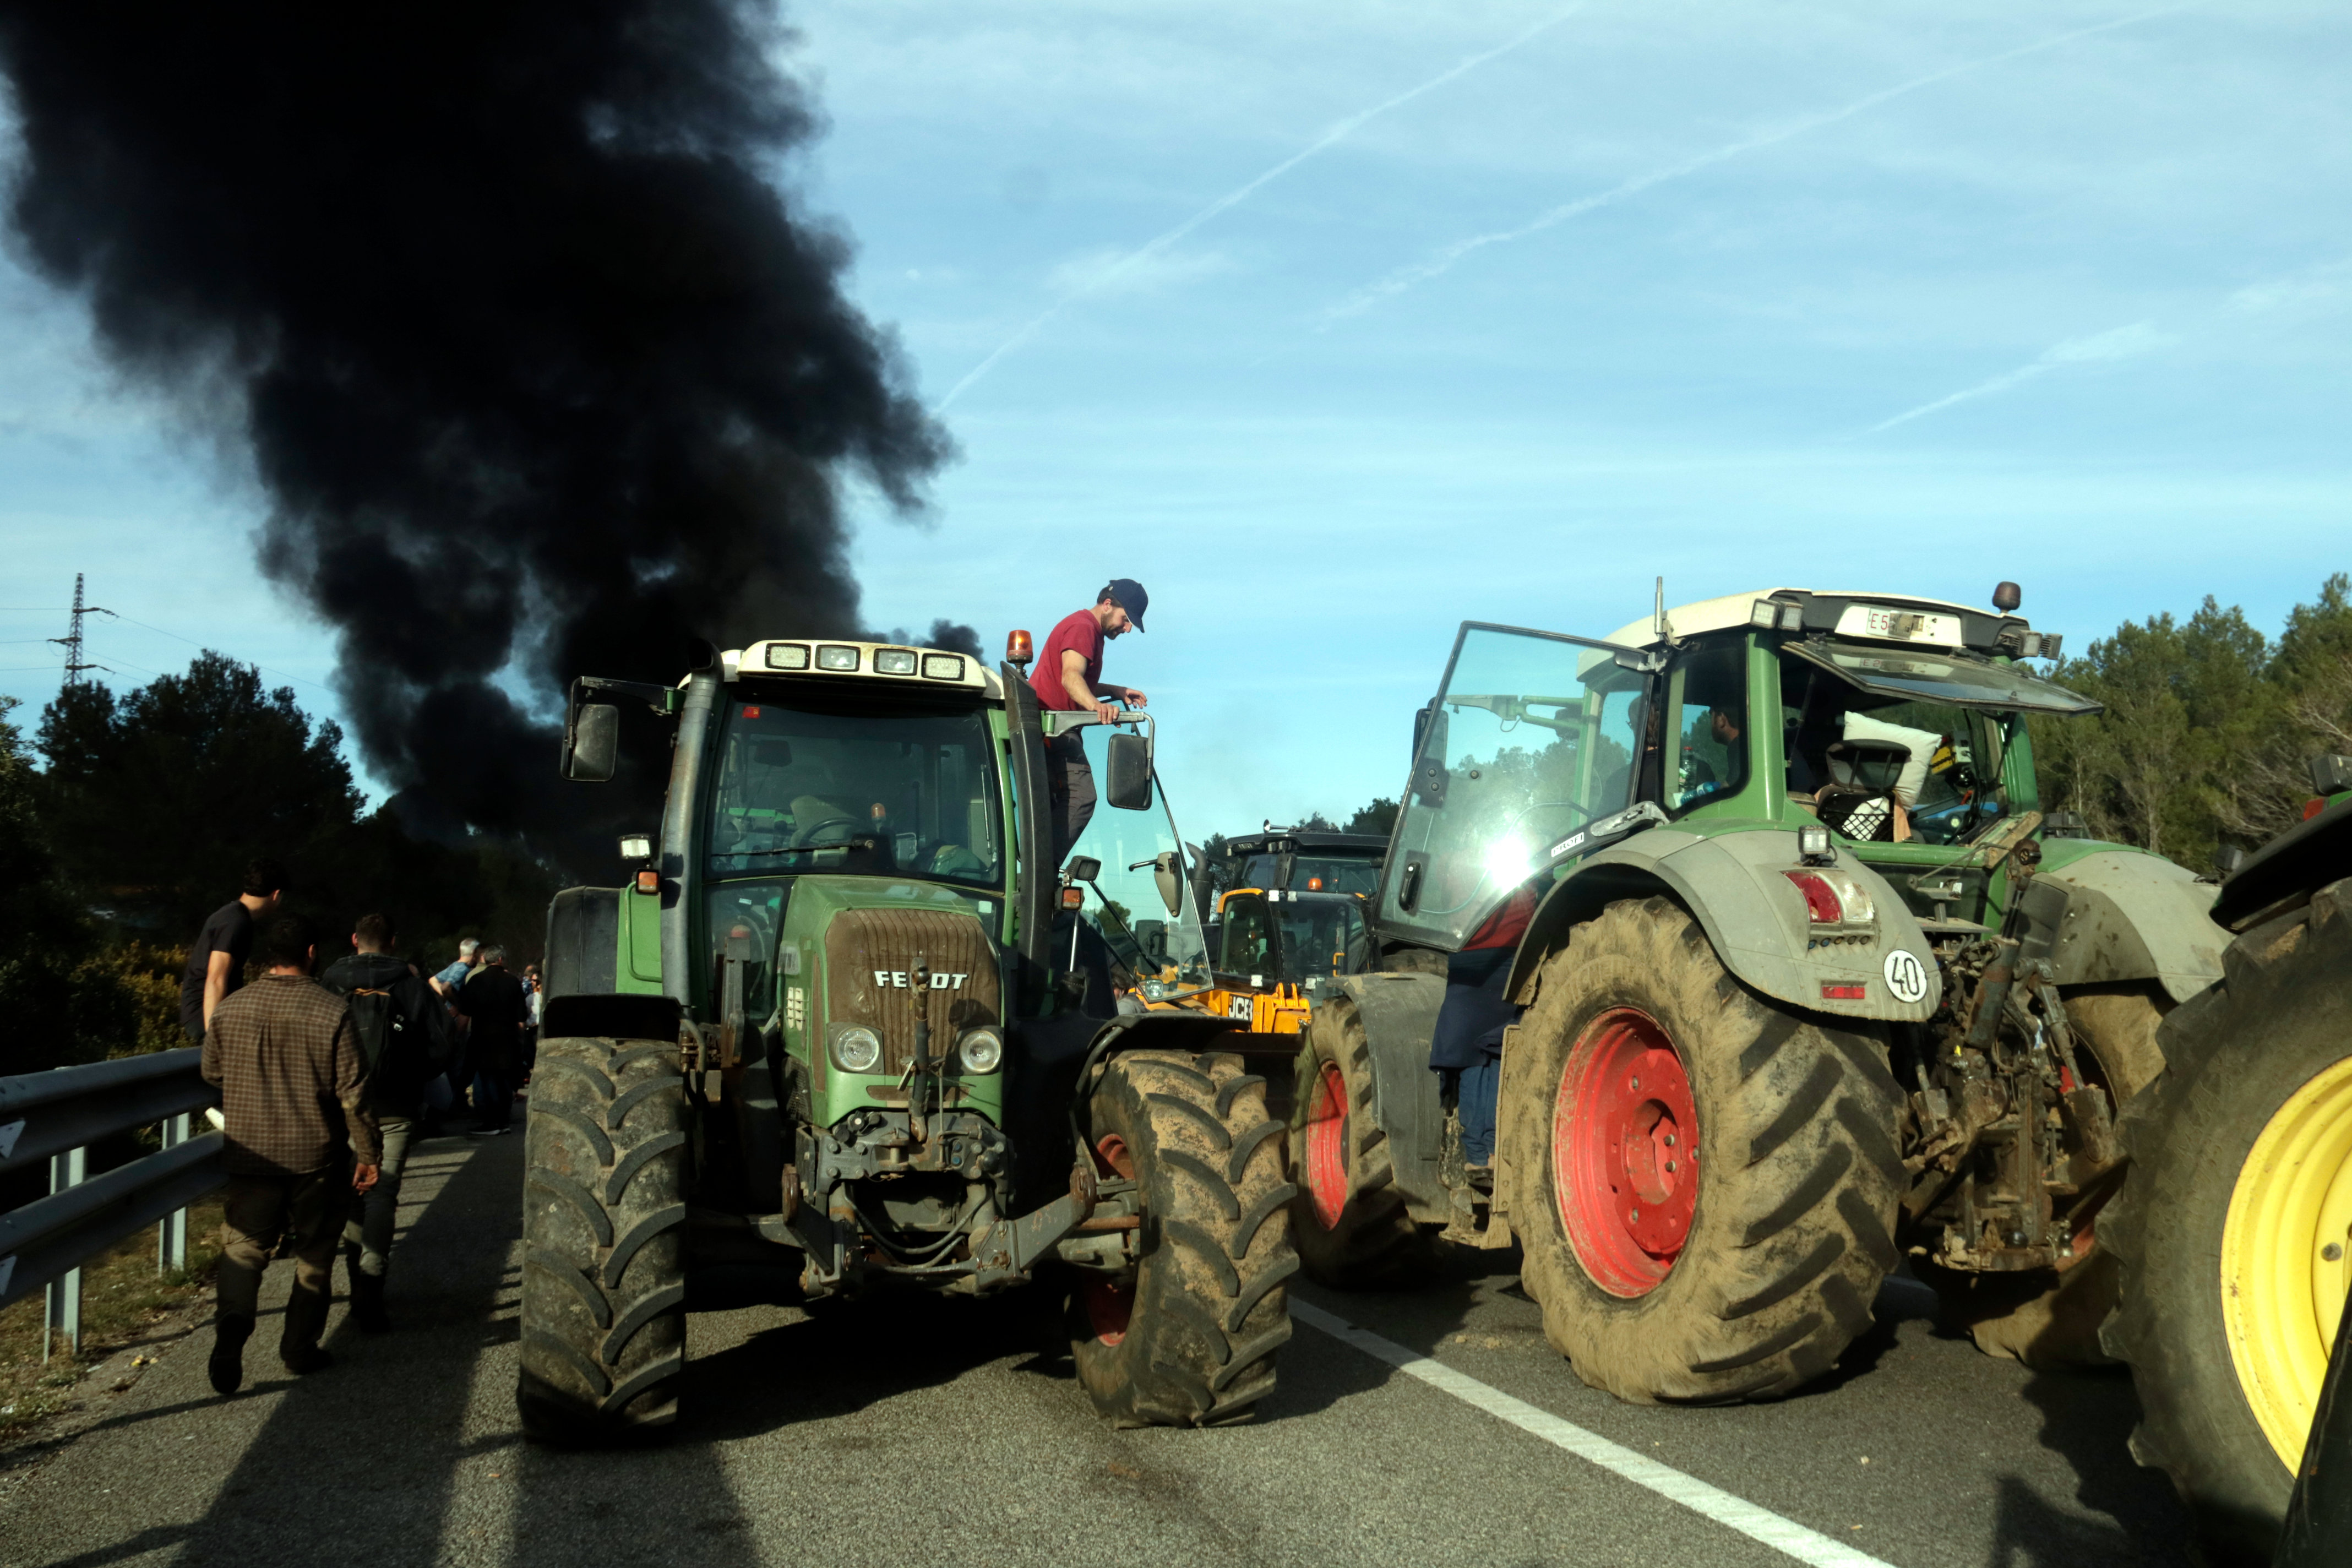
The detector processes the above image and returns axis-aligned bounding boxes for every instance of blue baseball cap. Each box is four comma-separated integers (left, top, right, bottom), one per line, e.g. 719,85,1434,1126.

1104,578,1148,631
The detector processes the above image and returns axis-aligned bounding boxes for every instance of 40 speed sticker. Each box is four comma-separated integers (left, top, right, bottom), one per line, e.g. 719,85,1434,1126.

1882,949,1930,1004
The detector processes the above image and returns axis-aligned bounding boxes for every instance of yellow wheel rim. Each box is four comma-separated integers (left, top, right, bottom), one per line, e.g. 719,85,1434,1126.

2220,1054,2352,1472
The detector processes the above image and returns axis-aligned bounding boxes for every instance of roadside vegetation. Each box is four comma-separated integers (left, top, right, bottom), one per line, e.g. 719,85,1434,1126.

0,1200,226,1447
2034,574,2352,874
1,656,557,1078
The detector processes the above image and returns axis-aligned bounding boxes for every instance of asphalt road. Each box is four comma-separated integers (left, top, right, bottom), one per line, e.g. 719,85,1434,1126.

0,1130,2191,1568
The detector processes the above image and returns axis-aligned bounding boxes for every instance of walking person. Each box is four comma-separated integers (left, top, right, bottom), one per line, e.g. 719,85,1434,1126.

200,917,380,1394
520,962,543,1082
429,937,480,1002
1031,579,1150,868
178,858,287,1042
431,938,481,1123
319,913,451,1332
458,945,530,1135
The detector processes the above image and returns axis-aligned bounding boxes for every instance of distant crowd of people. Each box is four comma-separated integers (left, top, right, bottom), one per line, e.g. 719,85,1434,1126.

179,857,543,1396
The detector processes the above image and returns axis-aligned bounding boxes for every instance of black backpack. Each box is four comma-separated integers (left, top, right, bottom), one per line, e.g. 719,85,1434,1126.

346,986,398,1073
337,964,451,1081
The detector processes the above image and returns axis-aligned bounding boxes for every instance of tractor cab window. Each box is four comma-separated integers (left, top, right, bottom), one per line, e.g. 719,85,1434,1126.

704,693,1004,888
1216,894,1374,987
1293,856,1380,896
1066,771,1215,1001
1219,894,1276,977
1278,896,1373,983
1663,640,1751,815
1380,623,1649,951
1777,643,2084,846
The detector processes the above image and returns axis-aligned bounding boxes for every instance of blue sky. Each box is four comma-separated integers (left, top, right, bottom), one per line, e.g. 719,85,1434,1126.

4,0,2348,841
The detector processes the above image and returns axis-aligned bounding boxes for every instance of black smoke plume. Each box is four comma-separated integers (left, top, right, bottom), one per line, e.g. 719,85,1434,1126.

0,1,956,868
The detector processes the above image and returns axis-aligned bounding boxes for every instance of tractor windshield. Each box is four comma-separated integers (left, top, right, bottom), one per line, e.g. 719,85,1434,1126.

1780,647,2028,847
1234,852,1382,896
1378,622,1649,951
702,692,1005,889
1218,892,1375,987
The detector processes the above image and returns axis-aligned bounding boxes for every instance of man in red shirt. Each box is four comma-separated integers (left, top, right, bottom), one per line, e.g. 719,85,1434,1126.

1030,579,1149,867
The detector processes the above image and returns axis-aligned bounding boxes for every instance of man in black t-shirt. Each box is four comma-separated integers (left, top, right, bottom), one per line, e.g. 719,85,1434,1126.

179,858,288,1042
457,946,530,1134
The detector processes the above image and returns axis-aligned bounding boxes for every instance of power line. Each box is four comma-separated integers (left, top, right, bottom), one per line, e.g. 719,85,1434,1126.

6,580,334,694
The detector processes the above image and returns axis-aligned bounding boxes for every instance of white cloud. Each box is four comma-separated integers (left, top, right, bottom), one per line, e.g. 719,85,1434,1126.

2228,255,2352,315
1046,245,1236,298
1317,5,2190,325
1866,320,2169,433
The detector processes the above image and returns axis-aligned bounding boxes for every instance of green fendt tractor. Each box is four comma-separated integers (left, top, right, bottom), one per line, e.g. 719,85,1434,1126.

521,636,1296,1442
1295,585,2225,1401
2101,755,2352,1564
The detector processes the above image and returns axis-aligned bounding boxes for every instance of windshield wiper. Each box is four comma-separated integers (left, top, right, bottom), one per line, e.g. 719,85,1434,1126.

727,837,881,859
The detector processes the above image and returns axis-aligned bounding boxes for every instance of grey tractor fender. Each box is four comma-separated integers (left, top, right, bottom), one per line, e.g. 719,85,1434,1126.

1504,827,1943,1023
1321,972,1452,1223
2015,848,2225,1003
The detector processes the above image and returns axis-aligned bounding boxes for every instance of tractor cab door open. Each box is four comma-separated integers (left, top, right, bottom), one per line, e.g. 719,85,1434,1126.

1377,622,1652,953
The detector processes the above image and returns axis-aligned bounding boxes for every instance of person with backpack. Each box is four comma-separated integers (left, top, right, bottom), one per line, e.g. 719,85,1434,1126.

319,911,453,1332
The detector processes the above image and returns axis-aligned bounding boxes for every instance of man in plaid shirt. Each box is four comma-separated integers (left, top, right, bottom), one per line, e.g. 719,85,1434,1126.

200,916,382,1395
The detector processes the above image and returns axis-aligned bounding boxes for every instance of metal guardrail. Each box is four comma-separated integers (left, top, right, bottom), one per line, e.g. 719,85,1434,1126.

0,1051,224,1331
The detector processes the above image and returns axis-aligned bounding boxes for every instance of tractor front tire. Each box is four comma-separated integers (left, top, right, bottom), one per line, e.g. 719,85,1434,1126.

1073,1049,1298,1427
1936,984,2169,1369
517,1036,690,1445
2101,890,2352,1565
1290,992,1448,1289
1504,897,1905,1403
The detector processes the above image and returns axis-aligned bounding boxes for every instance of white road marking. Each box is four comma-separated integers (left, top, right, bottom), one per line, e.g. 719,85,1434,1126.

1293,1300,1897,1568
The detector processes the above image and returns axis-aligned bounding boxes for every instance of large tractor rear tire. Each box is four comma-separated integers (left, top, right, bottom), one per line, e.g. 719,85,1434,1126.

517,1036,690,1445
1935,985,2169,1368
1072,1049,1298,1427
1289,993,1448,1289
2101,890,2352,1565
1504,897,1904,1403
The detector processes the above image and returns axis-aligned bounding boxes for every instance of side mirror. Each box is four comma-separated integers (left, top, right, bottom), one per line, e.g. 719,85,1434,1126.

1105,731,1154,811
564,703,619,782
1151,851,1182,916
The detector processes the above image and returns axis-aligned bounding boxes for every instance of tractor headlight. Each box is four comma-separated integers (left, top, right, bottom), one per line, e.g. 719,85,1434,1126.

957,1026,1004,1074
874,648,917,675
831,1025,884,1074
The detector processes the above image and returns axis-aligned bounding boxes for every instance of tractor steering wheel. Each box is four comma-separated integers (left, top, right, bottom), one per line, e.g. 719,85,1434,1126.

790,815,868,850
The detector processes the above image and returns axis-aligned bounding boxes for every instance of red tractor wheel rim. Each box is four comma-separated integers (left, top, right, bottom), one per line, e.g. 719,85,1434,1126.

1305,1059,1351,1229
1080,1277,1133,1346
1554,1007,1699,1298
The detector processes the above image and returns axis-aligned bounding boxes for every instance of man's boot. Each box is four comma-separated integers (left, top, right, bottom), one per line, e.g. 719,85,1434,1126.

208,1313,254,1395
350,1268,392,1334
280,1283,336,1374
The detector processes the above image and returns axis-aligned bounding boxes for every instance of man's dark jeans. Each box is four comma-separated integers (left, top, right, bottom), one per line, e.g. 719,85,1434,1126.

1047,728,1097,868
472,1066,515,1130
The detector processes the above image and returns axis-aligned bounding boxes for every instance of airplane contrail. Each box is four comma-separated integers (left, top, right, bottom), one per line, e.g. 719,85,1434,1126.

1864,320,2166,433
1319,5,2188,325
933,7,1585,411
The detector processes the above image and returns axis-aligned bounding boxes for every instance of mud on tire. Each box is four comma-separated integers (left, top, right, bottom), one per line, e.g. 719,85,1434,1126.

1290,992,1449,1289
2101,888,2352,1565
518,1035,689,1445
1073,1049,1298,1427
1504,896,1904,1403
